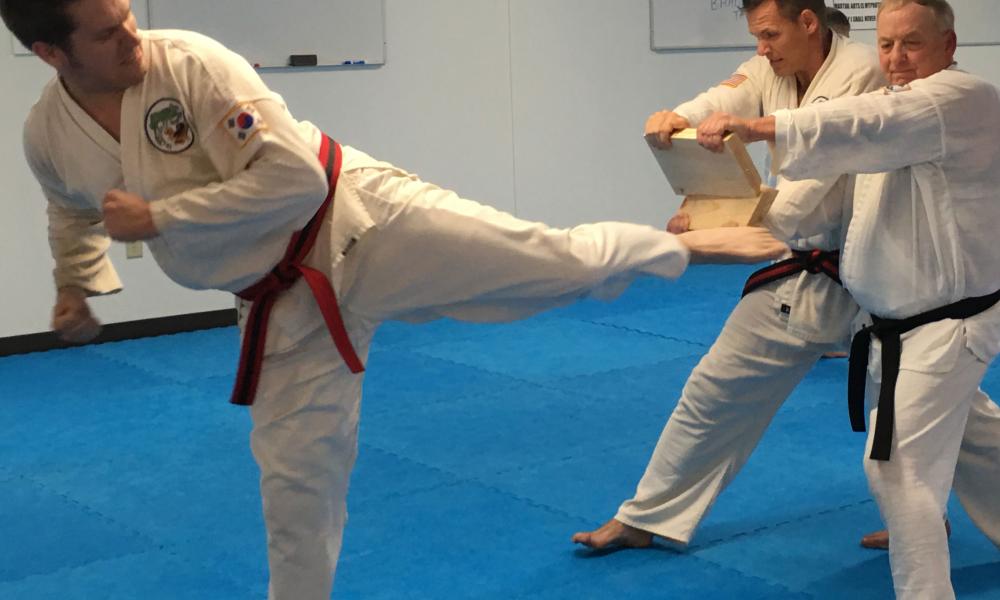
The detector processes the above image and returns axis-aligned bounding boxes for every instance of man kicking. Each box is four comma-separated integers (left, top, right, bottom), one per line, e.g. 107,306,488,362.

0,0,786,598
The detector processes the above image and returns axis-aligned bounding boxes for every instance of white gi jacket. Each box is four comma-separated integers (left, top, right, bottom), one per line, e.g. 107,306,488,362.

774,66,1000,364
23,29,386,350
25,29,381,294
673,34,885,342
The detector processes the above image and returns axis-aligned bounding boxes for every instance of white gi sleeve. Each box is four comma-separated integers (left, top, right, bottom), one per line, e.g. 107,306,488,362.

773,85,950,180
765,175,846,241
673,58,767,124
23,130,122,296
148,40,328,244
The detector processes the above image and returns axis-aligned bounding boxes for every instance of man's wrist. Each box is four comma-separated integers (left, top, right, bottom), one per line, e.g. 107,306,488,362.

147,201,172,236
747,116,776,143
140,203,160,239
57,285,88,299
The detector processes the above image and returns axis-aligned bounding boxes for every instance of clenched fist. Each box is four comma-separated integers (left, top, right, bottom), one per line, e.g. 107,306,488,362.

695,112,775,153
644,110,690,149
102,189,158,241
695,112,752,153
52,286,101,344
665,210,691,234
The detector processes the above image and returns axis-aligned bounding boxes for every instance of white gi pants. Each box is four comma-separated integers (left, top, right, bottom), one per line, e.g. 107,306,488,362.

615,280,840,541
953,391,1000,548
249,167,691,600
863,326,1000,600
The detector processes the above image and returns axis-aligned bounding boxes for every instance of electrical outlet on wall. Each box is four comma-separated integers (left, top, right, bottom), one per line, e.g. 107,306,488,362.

125,241,143,259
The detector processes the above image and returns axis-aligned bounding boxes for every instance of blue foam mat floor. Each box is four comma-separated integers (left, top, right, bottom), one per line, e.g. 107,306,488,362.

1,264,998,598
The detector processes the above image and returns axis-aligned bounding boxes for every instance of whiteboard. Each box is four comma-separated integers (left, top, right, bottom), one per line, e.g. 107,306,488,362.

650,0,754,50
147,0,385,68
651,0,1000,51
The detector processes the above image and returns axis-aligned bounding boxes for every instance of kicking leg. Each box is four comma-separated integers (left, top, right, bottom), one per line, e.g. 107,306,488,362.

339,167,779,323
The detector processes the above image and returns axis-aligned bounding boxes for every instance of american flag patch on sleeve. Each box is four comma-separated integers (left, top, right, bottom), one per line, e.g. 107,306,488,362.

719,73,748,88
221,103,267,147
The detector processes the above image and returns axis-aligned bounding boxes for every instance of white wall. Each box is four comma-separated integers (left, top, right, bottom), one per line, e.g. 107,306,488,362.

2,1,999,337
0,0,234,337
508,0,754,227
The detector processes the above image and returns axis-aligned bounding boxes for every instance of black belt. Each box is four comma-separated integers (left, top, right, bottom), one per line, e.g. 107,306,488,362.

741,249,840,298
848,289,1000,461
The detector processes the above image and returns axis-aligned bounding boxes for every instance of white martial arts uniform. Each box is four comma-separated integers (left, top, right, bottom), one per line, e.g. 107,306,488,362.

23,30,697,600
774,66,1000,600
614,34,884,542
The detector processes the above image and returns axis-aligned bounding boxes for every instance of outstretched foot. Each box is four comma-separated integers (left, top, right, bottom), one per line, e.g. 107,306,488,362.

860,518,952,550
572,518,654,550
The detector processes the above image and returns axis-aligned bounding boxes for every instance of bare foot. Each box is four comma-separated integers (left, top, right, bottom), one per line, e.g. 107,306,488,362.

859,518,951,550
572,518,654,549
821,351,848,359
860,528,889,550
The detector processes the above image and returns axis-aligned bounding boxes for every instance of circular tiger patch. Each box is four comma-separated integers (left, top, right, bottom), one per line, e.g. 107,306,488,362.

145,98,195,153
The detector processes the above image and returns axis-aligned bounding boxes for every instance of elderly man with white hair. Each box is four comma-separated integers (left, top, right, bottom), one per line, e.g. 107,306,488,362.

698,0,1000,597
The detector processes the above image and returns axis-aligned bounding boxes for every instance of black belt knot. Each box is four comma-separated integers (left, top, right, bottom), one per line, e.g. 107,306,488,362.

803,248,826,274
848,289,1000,461
741,248,841,298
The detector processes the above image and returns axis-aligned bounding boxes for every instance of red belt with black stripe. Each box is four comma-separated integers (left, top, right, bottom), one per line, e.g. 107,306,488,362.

229,134,365,406
741,248,841,298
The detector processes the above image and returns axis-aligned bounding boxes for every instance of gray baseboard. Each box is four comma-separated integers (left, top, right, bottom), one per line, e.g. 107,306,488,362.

0,309,237,357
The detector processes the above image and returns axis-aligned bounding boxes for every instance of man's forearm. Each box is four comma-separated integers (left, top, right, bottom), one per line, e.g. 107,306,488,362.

745,115,776,143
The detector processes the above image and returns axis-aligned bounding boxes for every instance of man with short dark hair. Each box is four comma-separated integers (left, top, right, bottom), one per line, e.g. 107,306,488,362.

573,0,886,550
697,1,1000,596
0,0,787,597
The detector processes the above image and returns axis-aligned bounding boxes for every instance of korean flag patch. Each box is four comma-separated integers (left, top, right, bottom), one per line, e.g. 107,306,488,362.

222,103,267,147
